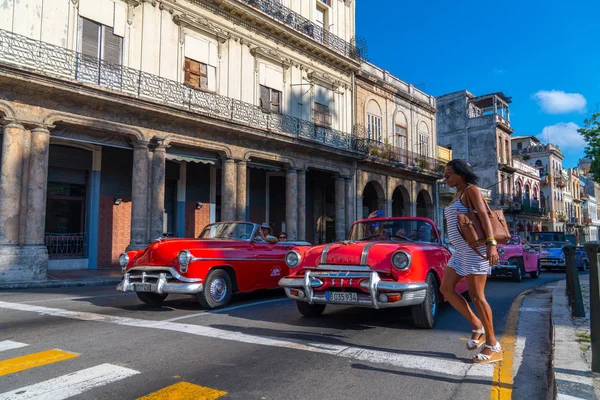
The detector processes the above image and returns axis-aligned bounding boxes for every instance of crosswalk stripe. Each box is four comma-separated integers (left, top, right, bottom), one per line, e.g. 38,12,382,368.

0,349,79,377
0,341,28,352
0,363,140,400
138,382,227,400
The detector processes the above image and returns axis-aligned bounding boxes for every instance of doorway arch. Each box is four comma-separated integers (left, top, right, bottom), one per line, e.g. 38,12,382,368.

392,185,410,216
362,181,385,219
416,189,433,219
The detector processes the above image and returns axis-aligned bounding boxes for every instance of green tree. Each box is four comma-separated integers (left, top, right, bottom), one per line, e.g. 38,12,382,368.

579,111,600,181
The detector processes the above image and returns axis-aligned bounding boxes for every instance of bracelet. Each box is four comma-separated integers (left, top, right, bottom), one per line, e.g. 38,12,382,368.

486,239,498,246
486,237,496,241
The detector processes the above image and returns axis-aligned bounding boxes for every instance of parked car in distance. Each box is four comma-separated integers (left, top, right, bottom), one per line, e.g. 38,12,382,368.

539,241,569,270
494,235,541,282
279,216,468,329
117,222,310,308
528,232,566,250
575,246,590,271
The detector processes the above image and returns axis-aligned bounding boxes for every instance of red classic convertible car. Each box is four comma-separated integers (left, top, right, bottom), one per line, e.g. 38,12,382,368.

117,222,308,308
279,216,468,328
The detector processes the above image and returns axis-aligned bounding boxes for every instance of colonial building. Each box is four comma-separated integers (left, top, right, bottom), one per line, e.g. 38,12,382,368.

0,0,366,281
502,159,544,235
578,159,600,241
354,62,441,224
436,90,514,208
511,136,566,232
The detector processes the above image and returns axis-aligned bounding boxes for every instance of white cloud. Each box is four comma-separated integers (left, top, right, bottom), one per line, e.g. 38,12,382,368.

533,90,587,114
493,68,507,75
537,122,585,149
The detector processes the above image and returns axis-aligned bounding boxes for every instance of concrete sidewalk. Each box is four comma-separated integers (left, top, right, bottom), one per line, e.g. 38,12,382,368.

551,276,600,399
0,269,122,290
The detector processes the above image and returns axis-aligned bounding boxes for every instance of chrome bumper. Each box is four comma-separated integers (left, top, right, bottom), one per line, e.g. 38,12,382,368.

279,270,427,309
117,272,204,295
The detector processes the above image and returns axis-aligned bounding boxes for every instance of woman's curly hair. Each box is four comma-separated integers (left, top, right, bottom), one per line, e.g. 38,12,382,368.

446,159,479,185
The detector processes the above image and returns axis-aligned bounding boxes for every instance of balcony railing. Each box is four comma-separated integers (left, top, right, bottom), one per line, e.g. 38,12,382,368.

0,28,355,151
354,139,446,174
236,0,361,60
500,195,545,216
45,233,87,258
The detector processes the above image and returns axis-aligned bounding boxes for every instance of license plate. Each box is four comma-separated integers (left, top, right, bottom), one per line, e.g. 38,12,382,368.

132,283,152,292
326,292,358,303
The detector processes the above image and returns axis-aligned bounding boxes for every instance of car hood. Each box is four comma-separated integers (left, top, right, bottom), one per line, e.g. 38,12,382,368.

540,248,564,257
131,238,250,267
301,240,438,271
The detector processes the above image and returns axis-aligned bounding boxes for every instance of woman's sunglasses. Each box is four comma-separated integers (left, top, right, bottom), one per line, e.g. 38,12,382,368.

279,236,287,240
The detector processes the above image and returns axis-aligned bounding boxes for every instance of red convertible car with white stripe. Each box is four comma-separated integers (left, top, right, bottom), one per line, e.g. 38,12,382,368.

117,222,308,308
279,216,467,328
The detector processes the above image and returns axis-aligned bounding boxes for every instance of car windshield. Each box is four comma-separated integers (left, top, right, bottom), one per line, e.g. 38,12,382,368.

541,242,568,249
507,236,521,245
198,222,255,240
529,233,565,244
349,219,438,243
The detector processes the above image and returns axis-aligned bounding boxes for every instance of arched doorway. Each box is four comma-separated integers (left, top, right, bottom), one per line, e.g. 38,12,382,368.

362,181,385,219
416,189,433,219
392,186,410,217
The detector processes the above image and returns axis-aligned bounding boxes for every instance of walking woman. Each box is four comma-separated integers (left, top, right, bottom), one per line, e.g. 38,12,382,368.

440,159,502,363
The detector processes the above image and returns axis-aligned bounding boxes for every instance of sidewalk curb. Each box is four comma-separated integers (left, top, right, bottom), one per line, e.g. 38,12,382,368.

0,278,121,291
551,279,597,400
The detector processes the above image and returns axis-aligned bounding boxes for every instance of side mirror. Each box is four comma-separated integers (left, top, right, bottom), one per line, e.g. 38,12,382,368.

443,237,450,246
266,235,278,244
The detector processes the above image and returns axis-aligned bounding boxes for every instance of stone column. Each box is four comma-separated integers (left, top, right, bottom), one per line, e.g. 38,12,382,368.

25,127,51,245
345,176,354,235
236,160,247,221
335,177,346,241
150,139,167,240
129,140,150,249
410,201,417,217
221,159,237,221
0,123,26,245
297,169,306,240
286,169,298,240
356,172,364,220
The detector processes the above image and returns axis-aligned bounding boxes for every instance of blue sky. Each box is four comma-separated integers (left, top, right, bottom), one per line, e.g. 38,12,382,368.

356,0,599,168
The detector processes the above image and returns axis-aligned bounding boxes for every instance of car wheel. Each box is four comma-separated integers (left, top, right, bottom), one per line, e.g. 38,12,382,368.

296,301,326,317
411,273,438,329
529,261,541,279
512,265,524,282
136,292,168,305
198,269,233,309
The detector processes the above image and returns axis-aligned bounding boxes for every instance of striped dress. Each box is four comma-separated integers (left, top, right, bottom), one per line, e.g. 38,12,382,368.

444,198,490,276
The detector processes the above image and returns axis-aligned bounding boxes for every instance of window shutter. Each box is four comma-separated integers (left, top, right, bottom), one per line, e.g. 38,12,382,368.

271,90,281,113
259,85,270,110
103,26,122,65
199,63,209,91
81,18,100,58
184,58,191,85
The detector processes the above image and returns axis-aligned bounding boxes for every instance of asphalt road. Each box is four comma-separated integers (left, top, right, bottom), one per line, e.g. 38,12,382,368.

0,271,565,399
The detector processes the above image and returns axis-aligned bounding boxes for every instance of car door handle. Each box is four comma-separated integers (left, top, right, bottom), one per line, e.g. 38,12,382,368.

283,245,292,250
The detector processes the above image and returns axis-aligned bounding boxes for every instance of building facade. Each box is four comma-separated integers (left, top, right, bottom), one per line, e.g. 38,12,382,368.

512,136,566,232
502,159,544,235
0,0,365,281
0,0,446,282
436,90,514,208
354,62,440,225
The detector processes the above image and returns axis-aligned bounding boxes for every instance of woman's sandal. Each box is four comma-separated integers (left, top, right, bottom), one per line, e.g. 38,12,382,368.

466,327,486,350
473,342,503,363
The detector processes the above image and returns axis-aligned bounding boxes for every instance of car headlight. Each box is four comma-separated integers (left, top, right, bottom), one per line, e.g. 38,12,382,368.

498,248,506,255
560,253,565,260
392,251,411,270
285,251,301,268
119,253,129,273
178,250,193,273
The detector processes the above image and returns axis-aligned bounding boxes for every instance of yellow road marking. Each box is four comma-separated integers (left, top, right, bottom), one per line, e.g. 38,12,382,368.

490,289,532,400
0,349,79,376
138,382,228,400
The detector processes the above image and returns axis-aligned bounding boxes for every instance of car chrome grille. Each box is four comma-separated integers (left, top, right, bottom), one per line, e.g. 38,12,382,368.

128,269,175,285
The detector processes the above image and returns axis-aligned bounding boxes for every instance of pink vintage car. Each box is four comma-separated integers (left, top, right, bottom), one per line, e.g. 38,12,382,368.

493,235,541,282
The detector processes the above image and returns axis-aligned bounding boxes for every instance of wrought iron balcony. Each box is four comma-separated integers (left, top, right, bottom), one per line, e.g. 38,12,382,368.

354,138,446,175
500,195,545,216
0,28,356,151
234,0,361,60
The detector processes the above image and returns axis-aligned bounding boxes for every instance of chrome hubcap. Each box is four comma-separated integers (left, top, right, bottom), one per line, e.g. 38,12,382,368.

430,281,437,317
209,278,227,302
